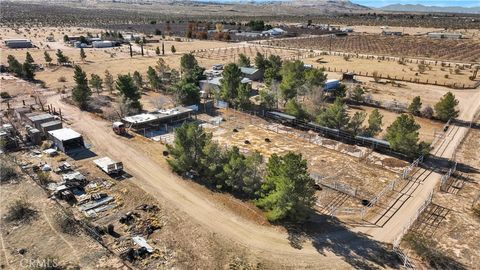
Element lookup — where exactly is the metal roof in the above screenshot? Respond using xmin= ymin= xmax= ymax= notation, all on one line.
xmin=48 ymin=128 xmax=82 ymax=141
xmin=28 ymin=113 xmax=54 ymax=122
xmin=241 ymin=67 xmax=260 ymax=75
xmin=40 ymin=120 xmax=62 ymax=128
xmin=122 ymin=106 xmax=194 ymax=125
xmin=268 ymin=111 xmax=296 ymax=120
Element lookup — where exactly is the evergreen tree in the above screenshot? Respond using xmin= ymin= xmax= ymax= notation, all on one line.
xmin=90 ymin=73 xmax=103 ymax=95
xmin=147 ymin=66 xmax=161 ymax=91
xmin=132 ymin=71 xmax=143 ymax=90
xmin=279 ymin=60 xmax=305 ymax=104
xmin=365 ymin=109 xmax=383 ymax=137
xmin=304 ymin=67 xmax=326 ymax=88
xmin=104 ymin=70 xmax=114 ymax=93
xmin=22 ymin=61 xmax=35 ymax=81
xmin=316 ymin=98 xmax=350 ymax=130
xmin=171 ymin=45 xmax=176 ymax=54
xmin=238 ymin=53 xmax=251 ymax=67
xmin=385 ymin=114 xmax=429 ymax=157
xmin=434 ymin=92 xmax=459 ymax=122
xmin=220 ymin=146 xmax=248 ymax=192
xmin=7 ymin=55 xmax=23 ymax=77
xmin=284 ymin=99 xmax=308 ymax=120
xmin=347 ymin=112 xmax=366 ymax=136
xmin=56 ymin=49 xmax=69 ymax=65
xmin=72 ymin=65 xmax=92 ymax=110
xmin=351 ymin=86 xmax=365 ymax=103
xmin=254 ymin=52 xmax=267 ymax=71
xmin=25 ymin=52 xmax=35 ymax=64
xmin=174 ymin=82 xmax=200 ymax=106
xmin=80 ymin=48 xmax=87 ymax=62
xmin=408 ymin=96 xmax=422 ymax=116
xmin=167 ymin=123 xmax=211 ymax=175
xmin=155 ymin=46 xmax=161 ymax=55
xmin=115 ymin=74 xmax=142 ymax=110
xmin=220 ymin=63 xmax=242 ymax=104
xmin=256 ymin=152 xmax=316 ymax=222
xmin=44 ymin=51 xmax=52 ymax=66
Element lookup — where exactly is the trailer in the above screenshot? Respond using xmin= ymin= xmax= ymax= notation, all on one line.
xmin=93 ymin=157 xmax=123 ymax=175
xmin=112 ymin=121 xmax=126 ymax=135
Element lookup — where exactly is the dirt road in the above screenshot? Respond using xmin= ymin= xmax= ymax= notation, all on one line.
xmin=355 ymin=89 xmax=480 ymax=243
xmin=47 ymin=95 xmax=355 ymax=268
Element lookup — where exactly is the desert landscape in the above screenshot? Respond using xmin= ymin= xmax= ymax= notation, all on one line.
xmin=1 ymin=1 xmax=480 ymax=270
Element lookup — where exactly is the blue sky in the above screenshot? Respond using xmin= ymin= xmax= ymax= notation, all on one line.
xmin=350 ymin=0 xmax=480 ymax=7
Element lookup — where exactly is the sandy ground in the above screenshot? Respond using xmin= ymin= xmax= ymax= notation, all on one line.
xmin=303 ymin=55 xmax=478 ymax=87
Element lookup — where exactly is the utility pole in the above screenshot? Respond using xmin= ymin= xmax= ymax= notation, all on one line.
xmin=129 ymin=43 xmax=133 ymax=57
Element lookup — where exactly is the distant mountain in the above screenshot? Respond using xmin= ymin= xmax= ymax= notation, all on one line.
xmin=380 ymin=4 xmax=480 ymax=14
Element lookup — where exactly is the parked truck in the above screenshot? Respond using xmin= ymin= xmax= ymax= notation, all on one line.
xmin=93 ymin=157 xmax=123 ymax=175
xmin=112 ymin=121 xmax=126 ymax=135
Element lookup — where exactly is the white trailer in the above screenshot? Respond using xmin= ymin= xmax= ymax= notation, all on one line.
xmin=93 ymin=157 xmax=123 ymax=175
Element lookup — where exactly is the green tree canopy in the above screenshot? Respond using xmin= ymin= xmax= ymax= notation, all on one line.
xmin=174 ymin=82 xmax=200 ymax=106
xmin=72 ymin=65 xmax=91 ymax=110
xmin=115 ymin=74 xmax=142 ymax=110
xmin=364 ymin=109 xmax=383 ymax=137
xmin=7 ymin=55 xmax=23 ymax=77
xmin=167 ymin=123 xmax=212 ymax=175
xmin=56 ymin=49 xmax=69 ymax=65
xmin=284 ymin=99 xmax=309 ymax=120
xmin=316 ymin=98 xmax=350 ymax=130
xmin=22 ymin=61 xmax=35 ymax=81
xmin=385 ymin=114 xmax=429 ymax=157
xmin=254 ymin=52 xmax=267 ymax=71
xmin=279 ymin=60 xmax=306 ymax=103
xmin=104 ymin=70 xmax=114 ymax=93
xmin=304 ymin=67 xmax=326 ymax=88
xmin=256 ymin=152 xmax=316 ymax=222
xmin=220 ymin=63 xmax=242 ymax=104
xmin=434 ymin=92 xmax=459 ymax=122
xmin=347 ymin=112 xmax=366 ymax=136
xmin=90 ymin=73 xmax=103 ymax=95
xmin=147 ymin=66 xmax=161 ymax=91
xmin=44 ymin=51 xmax=52 ymax=65
xmin=238 ymin=53 xmax=251 ymax=67
xmin=132 ymin=71 xmax=143 ymax=90
xmin=408 ymin=96 xmax=422 ymax=116
xmin=351 ymin=86 xmax=365 ymax=103
xmin=25 ymin=52 xmax=35 ymax=64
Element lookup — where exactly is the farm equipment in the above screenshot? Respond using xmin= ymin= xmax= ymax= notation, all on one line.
xmin=112 ymin=121 xmax=126 ymax=135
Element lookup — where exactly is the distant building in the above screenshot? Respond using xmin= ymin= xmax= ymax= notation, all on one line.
xmin=200 ymin=76 xmax=252 ymax=94
xmin=262 ymin=28 xmax=286 ymax=37
xmin=428 ymin=32 xmax=462 ymax=39
xmin=122 ymin=106 xmax=194 ymax=130
xmin=4 ymin=39 xmax=33 ymax=48
xmin=40 ymin=120 xmax=63 ymax=137
xmin=382 ymin=31 xmax=403 ymax=36
xmin=26 ymin=113 xmax=56 ymax=130
xmin=92 ymin=41 xmax=114 ymax=48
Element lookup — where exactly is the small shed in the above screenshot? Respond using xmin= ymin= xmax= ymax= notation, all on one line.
xmin=40 ymin=120 xmax=63 ymax=136
xmin=48 ymin=128 xmax=85 ymax=153
xmin=27 ymin=113 xmax=55 ymax=130
xmin=14 ymin=107 xmax=32 ymax=120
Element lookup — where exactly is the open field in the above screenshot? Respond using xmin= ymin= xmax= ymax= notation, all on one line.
xmin=266 ymin=35 xmax=480 ymax=63
xmin=302 ymin=54 xmax=478 ymax=87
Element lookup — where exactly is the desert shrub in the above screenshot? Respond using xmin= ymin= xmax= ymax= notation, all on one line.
xmin=40 ymin=140 xmax=53 ymax=150
xmin=57 ymin=76 xmax=66 ymax=82
xmin=0 ymin=91 xmax=11 ymax=99
xmin=421 ymin=106 xmax=434 ymax=119
xmin=444 ymin=74 xmax=449 ymax=79
xmin=37 ymin=171 xmax=53 ymax=186
xmin=55 ymin=213 xmax=80 ymax=235
xmin=5 ymin=199 xmax=37 ymax=224
xmin=0 ymin=161 xmax=18 ymax=183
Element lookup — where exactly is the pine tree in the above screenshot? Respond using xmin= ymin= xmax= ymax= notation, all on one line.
xmin=256 ymin=152 xmax=316 ymax=222
xmin=385 ymin=114 xmax=429 ymax=157
xmin=365 ymin=109 xmax=383 ymax=137
xmin=56 ymin=49 xmax=69 ymax=65
xmin=434 ymin=92 xmax=459 ymax=122
xmin=25 ymin=52 xmax=35 ymax=64
xmin=115 ymin=74 xmax=142 ymax=110
xmin=408 ymin=96 xmax=422 ymax=116
xmin=220 ymin=63 xmax=242 ymax=104
xmin=147 ymin=66 xmax=161 ymax=91
xmin=171 ymin=45 xmax=176 ymax=54
xmin=90 ymin=73 xmax=103 ymax=95
xmin=72 ymin=65 xmax=92 ymax=110
xmin=22 ymin=61 xmax=35 ymax=81
xmin=104 ymin=70 xmax=114 ymax=93
xmin=155 ymin=46 xmax=160 ymax=55
xmin=80 ymin=48 xmax=87 ymax=62
xmin=7 ymin=55 xmax=23 ymax=77
xmin=316 ymin=98 xmax=350 ymax=130
xmin=44 ymin=51 xmax=52 ymax=66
